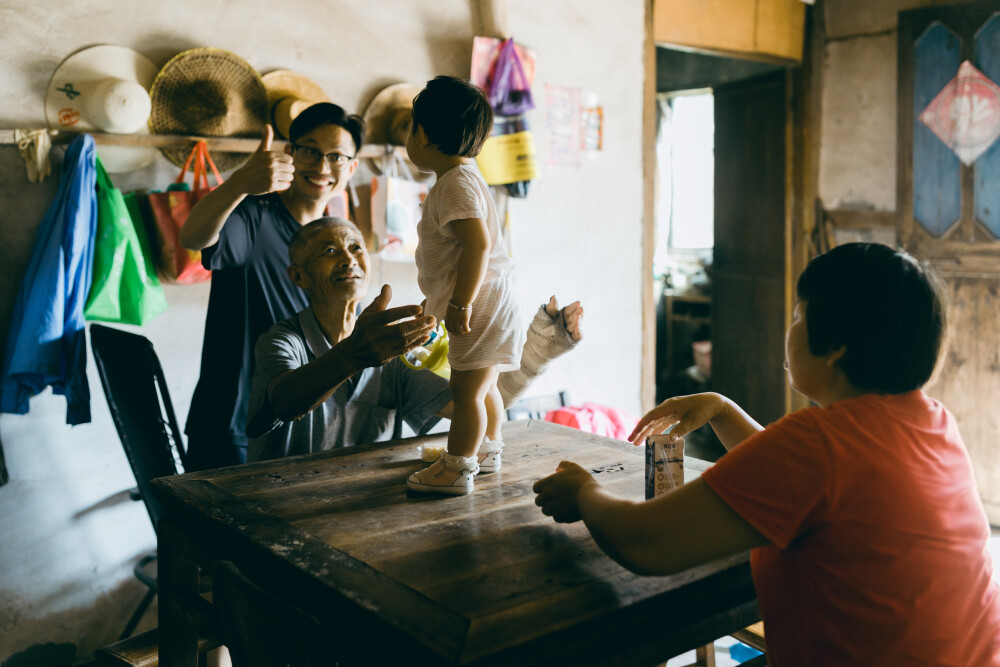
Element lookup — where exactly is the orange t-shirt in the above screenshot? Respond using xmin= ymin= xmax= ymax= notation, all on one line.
xmin=702 ymin=391 xmax=1000 ymax=666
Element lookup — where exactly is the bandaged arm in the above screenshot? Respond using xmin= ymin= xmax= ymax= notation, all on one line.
xmin=497 ymin=304 xmax=580 ymax=408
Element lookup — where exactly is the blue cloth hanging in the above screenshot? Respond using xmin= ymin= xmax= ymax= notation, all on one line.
xmin=1 ymin=134 xmax=97 ymax=424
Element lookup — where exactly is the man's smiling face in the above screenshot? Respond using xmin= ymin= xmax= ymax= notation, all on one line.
xmin=286 ymin=124 xmax=358 ymax=204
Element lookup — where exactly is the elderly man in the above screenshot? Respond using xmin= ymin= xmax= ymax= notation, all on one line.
xmin=246 ymin=217 xmax=582 ymax=462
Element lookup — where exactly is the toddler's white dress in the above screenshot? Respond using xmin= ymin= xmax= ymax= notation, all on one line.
xmin=415 ymin=164 xmax=524 ymax=372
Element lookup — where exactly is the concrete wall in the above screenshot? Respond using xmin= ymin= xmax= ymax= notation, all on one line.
xmin=817 ymin=0 xmax=961 ymax=211
xmin=0 ymin=0 xmax=646 ymax=662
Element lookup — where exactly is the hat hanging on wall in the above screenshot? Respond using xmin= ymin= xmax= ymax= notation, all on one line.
xmin=363 ymin=82 xmax=422 ymax=146
xmin=262 ymin=69 xmax=331 ymax=141
xmin=149 ymin=47 xmax=268 ymax=172
xmin=45 ymin=44 xmax=159 ymax=173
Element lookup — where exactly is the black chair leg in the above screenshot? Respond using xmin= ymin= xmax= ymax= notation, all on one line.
xmin=119 ymin=588 xmax=156 ymax=640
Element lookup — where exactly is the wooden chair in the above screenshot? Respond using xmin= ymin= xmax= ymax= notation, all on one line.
xmin=730 ymin=622 xmax=767 ymax=666
xmin=95 ymin=629 xmax=219 ymax=667
xmin=212 ymin=560 xmax=330 ymax=667
xmin=673 ymin=623 xmax=766 ymax=666
xmin=91 ymin=324 xmax=190 ymax=640
xmin=506 ymin=390 xmax=570 ymax=421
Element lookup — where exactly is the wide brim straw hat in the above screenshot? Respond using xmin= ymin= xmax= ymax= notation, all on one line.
xmin=45 ymin=44 xmax=159 ymax=172
xmin=363 ymin=83 xmax=422 ymax=146
xmin=262 ymin=69 xmax=331 ymax=140
xmin=149 ymin=47 xmax=268 ymax=172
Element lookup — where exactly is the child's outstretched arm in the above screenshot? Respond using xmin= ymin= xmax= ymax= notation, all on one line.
xmin=446 ymin=217 xmax=490 ymax=334
xmin=628 ymin=392 xmax=763 ymax=451
xmin=533 ymin=461 xmax=768 ymax=575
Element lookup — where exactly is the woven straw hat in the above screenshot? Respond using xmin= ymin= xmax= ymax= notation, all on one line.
xmin=45 ymin=44 xmax=158 ymax=172
xmin=262 ymin=70 xmax=330 ymax=140
xmin=149 ymin=47 xmax=268 ymax=171
xmin=363 ymin=83 xmax=422 ymax=145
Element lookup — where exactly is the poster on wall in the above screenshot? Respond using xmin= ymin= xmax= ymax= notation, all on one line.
xmin=545 ymin=84 xmax=581 ymax=168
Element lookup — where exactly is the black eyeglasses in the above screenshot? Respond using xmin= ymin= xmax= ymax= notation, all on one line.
xmin=292 ymin=144 xmax=355 ymax=169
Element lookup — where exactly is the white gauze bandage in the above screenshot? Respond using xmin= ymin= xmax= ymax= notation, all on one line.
xmin=497 ymin=305 xmax=580 ymax=408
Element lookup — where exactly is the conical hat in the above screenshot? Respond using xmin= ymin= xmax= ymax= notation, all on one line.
xmin=149 ymin=47 xmax=268 ymax=171
xmin=363 ymin=83 xmax=422 ymax=146
xmin=262 ymin=70 xmax=331 ymax=140
xmin=45 ymin=44 xmax=158 ymax=172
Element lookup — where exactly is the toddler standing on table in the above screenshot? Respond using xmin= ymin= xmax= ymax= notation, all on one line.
xmin=405 ymin=76 xmax=525 ymax=495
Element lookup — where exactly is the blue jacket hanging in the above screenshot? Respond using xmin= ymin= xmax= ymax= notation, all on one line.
xmin=1 ymin=134 xmax=97 ymax=425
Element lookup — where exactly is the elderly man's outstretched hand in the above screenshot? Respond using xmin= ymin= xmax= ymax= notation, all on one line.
xmin=344 ymin=285 xmax=436 ymax=369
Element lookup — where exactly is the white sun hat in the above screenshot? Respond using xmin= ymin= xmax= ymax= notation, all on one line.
xmin=45 ymin=44 xmax=158 ymax=172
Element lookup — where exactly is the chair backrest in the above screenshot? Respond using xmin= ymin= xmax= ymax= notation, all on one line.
xmin=212 ymin=561 xmax=328 ymax=667
xmin=506 ymin=390 xmax=570 ymax=421
xmin=90 ymin=324 xmax=186 ymax=528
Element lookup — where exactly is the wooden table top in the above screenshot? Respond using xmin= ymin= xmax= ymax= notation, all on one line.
xmin=153 ymin=420 xmax=756 ymax=666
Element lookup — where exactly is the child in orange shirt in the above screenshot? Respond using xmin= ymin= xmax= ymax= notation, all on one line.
xmin=534 ymin=243 xmax=1000 ymax=665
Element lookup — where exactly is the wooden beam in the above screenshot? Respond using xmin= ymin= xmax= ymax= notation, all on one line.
xmin=471 ymin=0 xmax=509 ymax=38
xmin=642 ymin=0 xmax=657 ymax=413
xmin=0 ymin=129 xmax=404 ymax=160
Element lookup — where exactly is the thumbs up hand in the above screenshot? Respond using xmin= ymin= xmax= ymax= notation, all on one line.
xmin=230 ymin=124 xmax=295 ymax=196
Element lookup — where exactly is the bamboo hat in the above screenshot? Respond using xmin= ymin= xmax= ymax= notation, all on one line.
xmin=262 ymin=69 xmax=331 ymax=140
xmin=149 ymin=47 xmax=268 ymax=171
xmin=363 ymin=83 xmax=422 ymax=145
xmin=45 ymin=44 xmax=159 ymax=172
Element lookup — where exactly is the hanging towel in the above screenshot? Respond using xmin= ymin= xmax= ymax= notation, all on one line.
xmin=1 ymin=134 xmax=97 ymax=425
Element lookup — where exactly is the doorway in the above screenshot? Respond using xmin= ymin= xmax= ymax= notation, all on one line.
xmin=653 ymin=47 xmax=790 ymax=459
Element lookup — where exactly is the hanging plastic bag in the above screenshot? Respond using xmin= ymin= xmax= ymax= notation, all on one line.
xmin=370 ymin=151 xmax=428 ymax=259
xmin=474 ymin=37 xmax=539 ymax=197
xmin=487 ymin=38 xmax=535 ymax=116
xmin=147 ymin=141 xmax=221 ymax=283
xmin=84 ymin=156 xmax=168 ymax=325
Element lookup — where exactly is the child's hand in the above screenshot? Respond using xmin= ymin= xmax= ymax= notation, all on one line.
xmin=628 ymin=393 xmax=724 ymax=446
xmin=446 ymin=303 xmax=472 ymax=334
xmin=533 ymin=461 xmax=597 ymax=523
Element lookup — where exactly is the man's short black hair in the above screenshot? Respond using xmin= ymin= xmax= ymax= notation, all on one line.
xmin=796 ymin=242 xmax=947 ymax=394
xmin=289 ymin=103 xmax=365 ymax=154
xmin=411 ymin=75 xmax=493 ymax=157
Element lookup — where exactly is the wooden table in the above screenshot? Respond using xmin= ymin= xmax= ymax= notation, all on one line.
xmin=153 ymin=420 xmax=758 ymax=666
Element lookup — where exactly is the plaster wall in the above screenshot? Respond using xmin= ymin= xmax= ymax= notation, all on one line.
xmin=817 ymin=0 xmax=966 ymax=212
xmin=0 ymin=0 xmax=646 ymax=662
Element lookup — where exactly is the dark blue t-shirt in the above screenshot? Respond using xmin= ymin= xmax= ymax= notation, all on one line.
xmin=185 ymin=193 xmax=309 ymax=469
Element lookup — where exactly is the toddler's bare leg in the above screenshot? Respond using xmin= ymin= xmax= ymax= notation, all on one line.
xmin=485 ymin=379 xmax=504 ymax=441
xmin=448 ymin=366 xmax=500 ymax=458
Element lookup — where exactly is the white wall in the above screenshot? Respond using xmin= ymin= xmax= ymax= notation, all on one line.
xmin=0 ymin=0 xmax=646 ymax=662
xmin=818 ymin=0 xmax=959 ymax=211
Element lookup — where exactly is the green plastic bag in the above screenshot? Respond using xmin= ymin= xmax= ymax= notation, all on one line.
xmin=84 ymin=156 xmax=168 ymax=325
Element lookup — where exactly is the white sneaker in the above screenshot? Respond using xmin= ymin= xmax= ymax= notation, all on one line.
xmin=477 ymin=436 xmax=504 ymax=473
xmin=407 ymin=452 xmax=478 ymax=495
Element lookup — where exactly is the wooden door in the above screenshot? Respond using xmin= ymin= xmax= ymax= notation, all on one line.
xmin=713 ymin=71 xmax=789 ymax=427
xmin=899 ymin=1 xmax=1000 ymax=525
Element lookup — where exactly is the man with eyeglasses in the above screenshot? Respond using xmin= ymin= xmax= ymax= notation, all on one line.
xmin=180 ymin=103 xmax=365 ymax=470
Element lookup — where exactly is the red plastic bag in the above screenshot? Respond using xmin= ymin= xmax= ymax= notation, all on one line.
xmin=546 ymin=403 xmax=639 ymax=442
xmin=147 ymin=141 xmax=222 ymax=284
